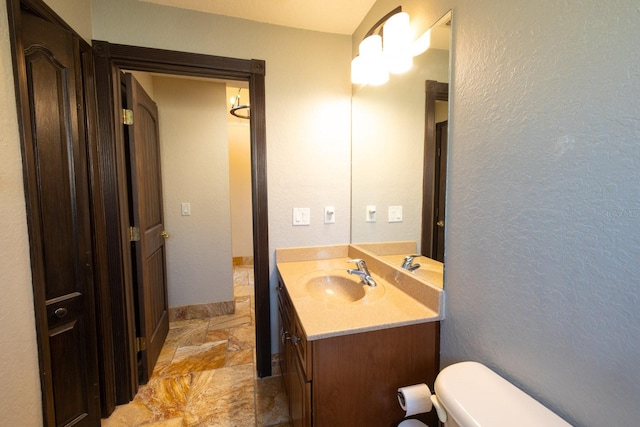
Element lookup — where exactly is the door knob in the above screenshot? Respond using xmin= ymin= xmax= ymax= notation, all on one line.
xmin=54 ymin=308 xmax=68 ymax=319
xmin=437 ymin=220 xmax=444 ymax=227
xmin=161 ymin=231 xmax=170 ymax=239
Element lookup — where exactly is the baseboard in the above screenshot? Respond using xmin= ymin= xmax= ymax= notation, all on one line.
xmin=169 ymin=300 xmax=235 ymax=322
xmin=232 ymin=256 xmax=254 ymax=266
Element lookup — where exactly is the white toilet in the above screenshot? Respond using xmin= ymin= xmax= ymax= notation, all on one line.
xmin=399 ymin=361 xmax=571 ymax=427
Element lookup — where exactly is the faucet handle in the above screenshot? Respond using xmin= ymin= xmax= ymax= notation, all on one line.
xmin=402 ymin=255 xmax=421 ymax=269
xmin=346 ymin=258 xmax=364 ymax=266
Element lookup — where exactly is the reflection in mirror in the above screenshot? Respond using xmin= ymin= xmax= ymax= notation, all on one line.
xmin=351 ymin=11 xmax=451 ymax=264
xmin=353 ymin=241 xmax=444 ymax=288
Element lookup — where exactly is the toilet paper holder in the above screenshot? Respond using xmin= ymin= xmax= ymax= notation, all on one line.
xmin=397 ymin=384 xmax=448 ymax=423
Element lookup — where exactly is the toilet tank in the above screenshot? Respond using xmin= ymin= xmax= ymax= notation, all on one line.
xmin=434 ymin=362 xmax=572 ymax=427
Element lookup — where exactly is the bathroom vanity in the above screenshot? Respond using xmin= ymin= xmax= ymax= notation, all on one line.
xmin=276 ymin=244 xmax=444 ymax=427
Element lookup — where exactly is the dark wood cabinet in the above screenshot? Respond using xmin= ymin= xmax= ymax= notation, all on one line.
xmin=278 ymin=277 xmax=312 ymax=426
xmin=278 ymin=273 xmax=439 ymax=427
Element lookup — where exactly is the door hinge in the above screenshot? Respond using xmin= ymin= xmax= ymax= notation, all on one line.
xmin=129 ymin=226 xmax=141 ymax=242
xmin=136 ymin=337 xmax=147 ymax=352
xmin=123 ymin=108 xmax=134 ymax=125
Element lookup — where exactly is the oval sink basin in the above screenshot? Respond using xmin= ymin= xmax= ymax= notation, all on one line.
xmin=298 ymin=270 xmax=385 ymax=304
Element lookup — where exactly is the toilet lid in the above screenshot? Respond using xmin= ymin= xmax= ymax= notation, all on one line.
xmin=398 ymin=420 xmax=427 ymax=427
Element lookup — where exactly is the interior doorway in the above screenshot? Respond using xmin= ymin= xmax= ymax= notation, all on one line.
xmin=93 ymin=42 xmax=271 ymax=406
xmin=123 ymin=71 xmax=256 ymax=383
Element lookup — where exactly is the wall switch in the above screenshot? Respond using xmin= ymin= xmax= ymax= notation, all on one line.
xmin=388 ymin=206 xmax=403 ymax=222
xmin=181 ymin=202 xmax=191 ymax=216
xmin=324 ymin=206 xmax=335 ymax=224
xmin=366 ymin=205 xmax=377 ymax=222
xmin=292 ymin=208 xmax=311 ymax=226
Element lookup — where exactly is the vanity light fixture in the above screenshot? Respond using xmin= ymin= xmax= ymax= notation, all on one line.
xmin=351 ymin=7 xmax=432 ymax=85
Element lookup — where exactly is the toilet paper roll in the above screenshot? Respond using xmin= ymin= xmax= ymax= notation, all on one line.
xmin=397 ymin=384 xmax=433 ymax=417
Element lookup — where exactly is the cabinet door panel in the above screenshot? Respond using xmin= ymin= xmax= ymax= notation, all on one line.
xmin=312 ymin=323 xmax=439 ymax=427
xmin=288 ymin=350 xmax=310 ymax=427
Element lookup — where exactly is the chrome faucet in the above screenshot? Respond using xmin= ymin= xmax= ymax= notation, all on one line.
xmin=401 ymin=255 xmax=421 ymax=272
xmin=346 ymin=259 xmax=377 ymax=287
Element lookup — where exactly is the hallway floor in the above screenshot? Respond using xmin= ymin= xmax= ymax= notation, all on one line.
xmin=102 ymin=264 xmax=291 ymax=427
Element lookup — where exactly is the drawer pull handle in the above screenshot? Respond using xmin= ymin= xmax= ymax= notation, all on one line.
xmin=54 ymin=308 xmax=68 ymax=319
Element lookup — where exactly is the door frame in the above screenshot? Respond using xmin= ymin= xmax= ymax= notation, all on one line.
xmin=421 ymin=80 xmax=449 ymax=258
xmin=92 ymin=41 xmax=271 ymax=402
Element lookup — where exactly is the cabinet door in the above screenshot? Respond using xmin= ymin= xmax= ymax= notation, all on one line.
xmin=277 ymin=303 xmax=288 ymax=389
xmin=288 ymin=348 xmax=311 ymax=427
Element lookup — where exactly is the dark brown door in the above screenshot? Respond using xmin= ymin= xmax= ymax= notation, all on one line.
xmin=433 ymin=120 xmax=448 ymax=262
xmin=124 ymin=73 xmax=169 ymax=383
xmin=18 ymin=10 xmax=100 ymax=427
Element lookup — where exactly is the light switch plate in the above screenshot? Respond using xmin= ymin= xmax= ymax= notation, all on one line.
xmin=324 ymin=206 xmax=335 ymax=224
xmin=388 ymin=205 xmax=403 ymax=222
xmin=292 ymin=208 xmax=311 ymax=226
xmin=181 ymin=202 xmax=191 ymax=216
xmin=366 ymin=205 xmax=377 ymax=222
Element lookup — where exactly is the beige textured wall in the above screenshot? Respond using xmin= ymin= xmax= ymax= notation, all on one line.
xmin=228 ymin=121 xmax=253 ymax=258
xmin=41 ymin=0 xmax=92 ymax=42
xmin=91 ymin=0 xmax=353 ymax=349
xmin=152 ymin=76 xmax=234 ymax=307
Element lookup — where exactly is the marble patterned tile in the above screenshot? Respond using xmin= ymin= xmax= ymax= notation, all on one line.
xmin=207 ymin=313 xmax=252 ymax=331
xmin=233 ymin=267 xmax=250 ymax=284
xmin=164 ymin=319 xmax=209 ymax=348
xmin=160 ymin=341 xmax=227 ymax=377
xmin=169 ymin=301 xmax=235 ymax=322
xmin=255 ymin=375 xmax=290 ymax=427
xmin=135 ymin=374 xmax=192 ymax=420
xmin=144 ymin=417 xmax=184 ymax=426
xmin=205 ymin=328 xmax=229 ymax=343
xmin=226 ymin=348 xmax=254 ymax=367
xmin=151 ymin=345 xmax=178 ymax=379
xmin=234 ymin=286 xmax=254 ymax=299
xmin=102 ymin=374 xmax=192 ymax=426
xmin=101 ymin=399 xmax=157 ymax=427
xmin=183 ymin=364 xmax=256 ymax=426
xmin=103 ymin=265 xmax=291 ymax=427
xmin=228 ymin=325 xmax=256 ymax=351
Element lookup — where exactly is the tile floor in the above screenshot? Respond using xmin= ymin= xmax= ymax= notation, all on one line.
xmin=102 ymin=264 xmax=291 ymax=427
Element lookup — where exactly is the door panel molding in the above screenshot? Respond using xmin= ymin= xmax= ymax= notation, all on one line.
xmin=6 ymin=0 xmax=110 ymax=422
xmin=125 ymin=73 xmax=169 ymax=383
xmin=92 ymin=42 xmax=271 ymax=403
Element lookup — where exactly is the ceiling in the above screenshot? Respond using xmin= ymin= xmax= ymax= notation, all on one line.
xmin=138 ymin=0 xmax=378 ymax=35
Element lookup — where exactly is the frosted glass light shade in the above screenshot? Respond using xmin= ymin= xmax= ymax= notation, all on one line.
xmin=360 ymin=34 xmax=383 ymax=57
xmin=357 ymin=35 xmax=389 ymax=85
xmin=367 ymin=61 xmax=389 ymax=85
xmin=351 ymin=55 xmax=367 ymax=84
xmin=383 ymin=12 xmax=413 ymax=74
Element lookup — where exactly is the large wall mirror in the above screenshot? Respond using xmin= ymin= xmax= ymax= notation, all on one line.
xmin=351 ymin=11 xmax=451 ymax=264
